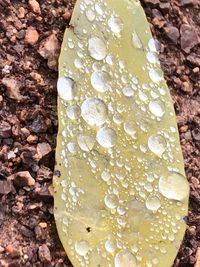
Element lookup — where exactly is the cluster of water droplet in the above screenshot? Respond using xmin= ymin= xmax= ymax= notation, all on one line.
xmin=55 ymin=0 xmax=189 ymax=266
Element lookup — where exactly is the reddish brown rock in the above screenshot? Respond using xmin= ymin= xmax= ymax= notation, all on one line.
xmin=8 ymin=171 xmax=35 ymax=187
xmin=25 ymin=27 xmax=39 ymax=45
xmin=0 ymin=180 xmax=13 ymax=195
xmin=164 ymin=25 xmax=180 ymax=44
xmin=38 ymin=244 xmax=52 ymax=263
xmin=28 ymin=0 xmax=41 ymax=14
xmin=36 ymin=142 xmax=52 ymax=160
xmin=2 ymin=77 xmax=26 ymax=102
xmin=180 ymin=24 xmax=199 ymax=53
xmin=0 ymin=121 xmax=12 ymax=138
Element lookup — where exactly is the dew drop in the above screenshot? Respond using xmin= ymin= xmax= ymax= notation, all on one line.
xmin=96 ymin=127 xmax=117 ymax=148
xmin=104 ymin=193 xmax=119 ymax=209
xmin=148 ymin=38 xmax=157 ymax=53
xmin=148 ymin=134 xmax=166 ymax=156
xmin=105 ymin=239 xmax=116 ymax=253
xmin=149 ymin=69 xmax=163 ymax=83
xmin=132 ymin=31 xmax=143 ymax=49
xmin=57 ymin=77 xmax=75 ymax=101
xmin=124 ymin=122 xmax=136 ymax=136
xmin=122 ymin=87 xmax=134 ymax=97
xmin=159 ymin=172 xmax=189 ymax=201
xmin=114 ymin=250 xmax=137 ymax=267
xmin=81 ymin=98 xmax=108 ymax=126
xmin=66 ymin=104 xmax=80 ymax=120
xmin=101 ymin=171 xmax=111 ymax=182
xmin=108 ymin=16 xmax=123 ymax=34
xmin=77 ymin=134 xmax=95 ymax=152
xmin=145 ymin=196 xmax=161 ymax=211
xmin=149 ymin=100 xmax=165 ymax=117
xmin=85 ymin=9 xmax=95 ymax=22
xmin=88 ymin=37 xmax=107 ymax=61
xmin=146 ymin=52 xmax=158 ymax=64
xmin=75 ymin=240 xmax=90 ymax=256
xmin=91 ymin=70 xmax=111 ymax=92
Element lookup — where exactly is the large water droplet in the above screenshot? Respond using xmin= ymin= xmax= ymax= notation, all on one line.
xmin=88 ymin=37 xmax=107 ymax=61
xmin=91 ymin=70 xmax=111 ymax=92
xmin=114 ymin=250 xmax=137 ymax=267
xmin=96 ymin=127 xmax=117 ymax=148
xmin=77 ymin=134 xmax=95 ymax=152
xmin=132 ymin=31 xmax=142 ymax=49
xmin=104 ymin=193 xmax=119 ymax=209
xmin=81 ymin=98 xmax=108 ymax=126
xmin=148 ymin=134 xmax=166 ymax=156
xmin=75 ymin=240 xmax=90 ymax=256
xmin=57 ymin=77 xmax=75 ymax=101
xmin=149 ymin=69 xmax=163 ymax=83
xmin=145 ymin=196 xmax=161 ymax=211
xmin=159 ymin=172 xmax=189 ymax=201
xmin=105 ymin=239 xmax=116 ymax=253
xmin=108 ymin=16 xmax=123 ymax=34
xmin=149 ymin=100 xmax=165 ymax=117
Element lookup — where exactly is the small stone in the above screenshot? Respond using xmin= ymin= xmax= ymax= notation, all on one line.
xmin=8 ymin=171 xmax=35 ymax=187
xmin=36 ymin=165 xmax=53 ymax=182
xmin=192 ymin=128 xmax=200 ymax=141
xmin=36 ymin=142 xmax=52 ymax=160
xmin=21 ymin=147 xmax=38 ymax=166
xmin=159 ymin=3 xmax=170 ymax=14
xmin=63 ymin=10 xmax=71 ymax=21
xmin=181 ymin=81 xmax=193 ymax=93
xmin=0 ymin=121 xmax=12 ymax=138
xmin=38 ymin=244 xmax=52 ymax=263
xmin=27 ymin=134 xmax=38 ymax=144
xmin=2 ymin=77 xmax=26 ymax=102
xmin=179 ymin=0 xmax=196 ymax=6
xmin=33 ymin=186 xmax=53 ymax=202
xmin=180 ymin=24 xmax=199 ymax=53
xmin=187 ymin=54 xmax=200 ymax=67
xmin=144 ymin=0 xmax=159 ymax=7
xmin=25 ymin=27 xmax=39 ymax=45
xmin=0 ymin=180 xmax=13 ymax=195
xmin=5 ymin=245 xmax=20 ymax=259
xmin=28 ymin=0 xmax=41 ymax=14
xmin=164 ymin=26 xmax=180 ymax=44
xmin=38 ymin=33 xmax=60 ymax=70
xmin=18 ymin=7 xmax=25 ymax=18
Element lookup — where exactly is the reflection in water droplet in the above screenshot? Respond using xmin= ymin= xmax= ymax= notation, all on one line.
xmin=132 ymin=31 xmax=143 ymax=49
xmin=57 ymin=77 xmax=75 ymax=101
xmin=159 ymin=172 xmax=189 ymax=201
xmin=88 ymin=37 xmax=107 ymax=60
xmin=75 ymin=240 xmax=90 ymax=256
xmin=114 ymin=250 xmax=137 ymax=267
xmin=96 ymin=127 xmax=117 ymax=148
xmin=81 ymin=98 xmax=108 ymax=126
xmin=148 ymin=134 xmax=166 ymax=156
xmin=91 ymin=70 xmax=111 ymax=92
xmin=77 ymin=134 xmax=95 ymax=152
xmin=145 ymin=196 xmax=161 ymax=211
xmin=104 ymin=193 xmax=119 ymax=209
xmin=108 ymin=16 xmax=123 ymax=34
xmin=149 ymin=100 xmax=165 ymax=117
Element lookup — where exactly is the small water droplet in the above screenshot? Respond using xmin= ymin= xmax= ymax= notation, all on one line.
xmin=122 ymin=87 xmax=134 ymax=97
xmin=124 ymin=122 xmax=136 ymax=136
xmin=77 ymin=134 xmax=95 ymax=152
xmin=149 ymin=100 xmax=165 ymax=117
xmin=148 ymin=134 xmax=166 ymax=156
xmin=75 ymin=240 xmax=90 ymax=256
xmin=81 ymin=97 xmax=108 ymax=126
xmin=114 ymin=250 xmax=137 ymax=267
xmin=85 ymin=9 xmax=95 ymax=21
xmin=91 ymin=70 xmax=111 ymax=92
xmin=159 ymin=172 xmax=189 ymax=201
xmin=96 ymin=127 xmax=117 ymax=148
xmin=105 ymin=239 xmax=116 ymax=253
xmin=145 ymin=196 xmax=161 ymax=211
xmin=101 ymin=171 xmax=111 ymax=182
xmin=146 ymin=52 xmax=158 ymax=64
xmin=108 ymin=16 xmax=123 ymax=34
xmin=149 ymin=69 xmax=163 ymax=83
xmin=132 ymin=31 xmax=143 ymax=49
xmin=104 ymin=193 xmax=119 ymax=209
xmin=88 ymin=37 xmax=107 ymax=61
xmin=57 ymin=77 xmax=75 ymax=101
xmin=66 ymin=104 xmax=80 ymax=120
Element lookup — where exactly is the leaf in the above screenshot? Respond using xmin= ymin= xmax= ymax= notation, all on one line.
xmin=54 ymin=1 xmax=189 ymax=266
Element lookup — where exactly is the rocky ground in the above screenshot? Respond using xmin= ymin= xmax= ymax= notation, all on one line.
xmin=0 ymin=0 xmax=199 ymax=266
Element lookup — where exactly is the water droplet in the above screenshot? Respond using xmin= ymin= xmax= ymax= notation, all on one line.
xmin=159 ymin=172 xmax=189 ymax=201
xmin=145 ymin=196 xmax=161 ymax=211
xmin=67 ymin=142 xmax=77 ymax=153
xmin=148 ymin=38 xmax=157 ymax=52
xmin=122 ymin=87 xmax=134 ymax=97
xmin=108 ymin=16 xmax=123 ymax=34
xmin=81 ymin=97 xmax=108 ymax=126
xmin=149 ymin=69 xmax=163 ymax=83
xmin=88 ymin=37 xmax=107 ymax=61
xmin=91 ymin=70 xmax=111 ymax=92
xmin=146 ymin=52 xmax=158 ymax=64
xmin=104 ymin=193 xmax=119 ymax=209
xmin=148 ymin=134 xmax=166 ymax=156
xmin=101 ymin=171 xmax=111 ymax=182
xmin=132 ymin=31 xmax=143 ymax=49
xmin=66 ymin=104 xmax=80 ymax=120
xmin=105 ymin=239 xmax=116 ymax=253
xmin=96 ymin=127 xmax=117 ymax=148
xmin=75 ymin=240 xmax=90 ymax=256
xmin=114 ymin=250 xmax=137 ymax=267
xmin=57 ymin=77 xmax=75 ymax=101
xmin=149 ymin=100 xmax=165 ymax=117
xmin=124 ymin=122 xmax=136 ymax=136
xmin=77 ymin=134 xmax=95 ymax=152
xmin=85 ymin=9 xmax=95 ymax=22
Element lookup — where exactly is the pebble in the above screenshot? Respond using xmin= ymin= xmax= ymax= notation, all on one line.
xmin=38 ymin=244 xmax=52 ymax=263
xmin=179 ymin=0 xmax=196 ymax=6
xmin=180 ymin=24 xmax=199 ymax=53
xmin=0 ymin=121 xmax=12 ymax=138
xmin=164 ymin=25 xmax=180 ymax=44
xmin=2 ymin=77 xmax=25 ymax=102
xmin=36 ymin=142 xmax=52 ymax=160
xmin=25 ymin=27 xmax=39 ymax=45
xmin=5 ymin=244 xmax=21 ymax=258
xmin=0 ymin=180 xmax=13 ymax=195
xmin=8 ymin=171 xmax=35 ymax=187
xmin=28 ymin=0 xmax=41 ymax=14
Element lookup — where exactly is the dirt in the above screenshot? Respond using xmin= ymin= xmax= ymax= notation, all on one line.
xmin=0 ymin=0 xmax=199 ymax=266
